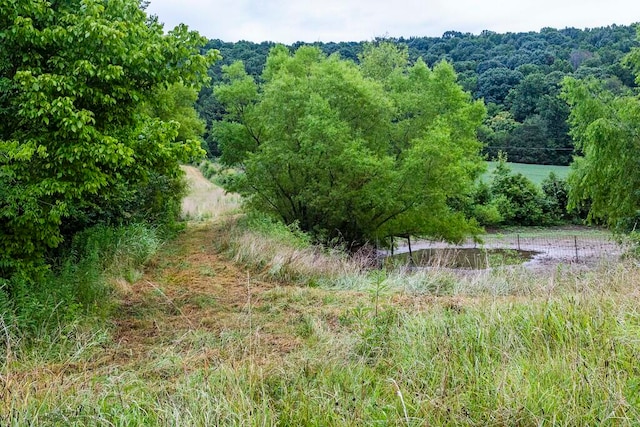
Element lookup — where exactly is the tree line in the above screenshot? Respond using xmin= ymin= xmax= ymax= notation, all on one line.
xmin=198 ymin=24 xmax=639 ymax=165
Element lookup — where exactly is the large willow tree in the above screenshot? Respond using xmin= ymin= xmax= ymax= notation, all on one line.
xmin=562 ymin=29 xmax=640 ymax=231
xmin=0 ymin=0 xmax=217 ymax=279
xmin=214 ymin=44 xmax=486 ymax=245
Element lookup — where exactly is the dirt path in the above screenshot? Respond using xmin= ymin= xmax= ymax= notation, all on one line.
xmin=108 ymin=168 xmax=296 ymax=370
xmin=180 ymin=165 xmax=240 ymax=220
xmin=111 ymin=224 xmax=294 ymax=366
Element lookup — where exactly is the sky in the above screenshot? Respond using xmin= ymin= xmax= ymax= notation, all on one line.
xmin=145 ymin=0 xmax=640 ymax=44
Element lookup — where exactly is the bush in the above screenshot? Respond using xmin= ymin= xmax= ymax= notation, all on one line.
xmin=449 ymin=181 xmax=504 ymax=227
xmin=471 ymin=203 xmax=503 ymax=225
xmin=541 ymin=172 xmax=570 ymax=223
xmin=199 ymin=160 xmax=219 ymax=181
xmin=60 ymin=172 xmax=188 ymax=240
xmin=243 ymin=213 xmax=312 ymax=249
xmin=490 ymin=159 xmax=550 ymax=226
xmin=469 ymin=181 xmax=504 ymax=226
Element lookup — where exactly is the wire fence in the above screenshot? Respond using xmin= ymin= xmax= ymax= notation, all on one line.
xmin=475 ymin=232 xmax=628 ymax=263
xmin=391 ymin=230 xmax=631 ymax=265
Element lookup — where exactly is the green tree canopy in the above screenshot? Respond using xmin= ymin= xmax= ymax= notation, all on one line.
xmin=562 ymin=77 xmax=640 ymax=230
xmin=0 ymin=0 xmax=217 ymax=279
xmin=143 ymin=82 xmax=206 ymax=146
xmin=199 ymin=25 xmax=640 ymax=166
xmin=489 ymin=158 xmax=548 ymax=225
xmin=213 ymin=44 xmax=486 ymax=246
xmin=562 ymin=29 xmax=640 ymax=230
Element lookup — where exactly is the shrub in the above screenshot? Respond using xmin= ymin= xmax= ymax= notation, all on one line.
xmin=199 ymin=160 xmax=219 ymax=181
xmin=468 ymin=180 xmax=503 ymax=226
xmin=541 ymin=172 xmax=570 ymax=223
xmin=490 ymin=158 xmax=549 ymax=226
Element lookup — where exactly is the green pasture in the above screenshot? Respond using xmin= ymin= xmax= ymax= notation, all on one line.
xmin=485 ymin=161 xmax=570 ymax=185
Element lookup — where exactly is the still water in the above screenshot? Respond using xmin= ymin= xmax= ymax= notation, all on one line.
xmin=388 ymin=248 xmax=540 ymax=269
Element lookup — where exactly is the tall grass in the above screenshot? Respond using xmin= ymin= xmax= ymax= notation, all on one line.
xmin=4 ymin=282 xmax=640 ymax=425
xmin=215 ymin=213 xmax=374 ymax=288
xmin=213 ymin=210 xmax=633 ymax=299
xmin=0 ymin=224 xmax=160 ymax=360
xmin=203 ymin=211 xmax=640 ymax=422
xmin=181 ymin=163 xmax=241 ymax=221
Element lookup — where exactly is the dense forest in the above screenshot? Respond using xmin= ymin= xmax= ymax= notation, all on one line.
xmin=197 ymin=24 xmax=639 ymax=165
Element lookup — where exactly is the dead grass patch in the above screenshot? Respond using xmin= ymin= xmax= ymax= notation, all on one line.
xmin=180 ymin=165 xmax=240 ymax=221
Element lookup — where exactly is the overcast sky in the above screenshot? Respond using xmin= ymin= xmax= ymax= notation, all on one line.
xmin=146 ymin=0 xmax=640 ymax=44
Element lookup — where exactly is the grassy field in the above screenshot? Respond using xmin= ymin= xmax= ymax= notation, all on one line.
xmin=486 ymin=161 xmax=570 ymax=185
xmin=4 ymin=167 xmax=640 ymax=425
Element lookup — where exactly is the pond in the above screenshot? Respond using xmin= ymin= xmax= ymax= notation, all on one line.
xmin=387 ymin=248 xmax=541 ymax=270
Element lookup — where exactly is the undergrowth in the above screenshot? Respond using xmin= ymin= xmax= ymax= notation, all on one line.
xmin=0 ymin=224 xmax=160 ymax=358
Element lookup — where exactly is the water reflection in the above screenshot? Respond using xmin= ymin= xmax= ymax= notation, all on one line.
xmin=387 ymin=248 xmax=540 ymax=270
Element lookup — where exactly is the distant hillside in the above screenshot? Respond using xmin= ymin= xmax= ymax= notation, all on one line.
xmin=197 ymin=24 xmax=639 ymax=165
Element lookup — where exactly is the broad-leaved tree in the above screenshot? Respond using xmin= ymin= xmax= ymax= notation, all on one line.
xmin=0 ymin=0 xmax=217 ymax=280
xmin=562 ymin=29 xmax=640 ymax=231
xmin=213 ymin=44 xmax=485 ymax=246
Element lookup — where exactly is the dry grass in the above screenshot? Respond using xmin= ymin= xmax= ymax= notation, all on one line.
xmin=214 ymin=218 xmax=372 ymax=287
xmin=213 ymin=210 xmax=636 ymax=300
xmin=180 ymin=165 xmax=241 ymax=221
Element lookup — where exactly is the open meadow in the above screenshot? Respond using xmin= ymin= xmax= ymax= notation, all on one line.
xmin=485 ymin=162 xmax=570 ymax=185
xmin=3 ymin=167 xmax=640 ymax=426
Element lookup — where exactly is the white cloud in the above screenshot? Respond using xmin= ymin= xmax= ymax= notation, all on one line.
xmin=145 ymin=0 xmax=640 ymax=43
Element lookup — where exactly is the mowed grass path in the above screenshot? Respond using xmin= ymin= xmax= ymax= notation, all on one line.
xmin=486 ymin=161 xmax=570 ymax=185
xmin=5 ymin=167 xmax=640 ymax=426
